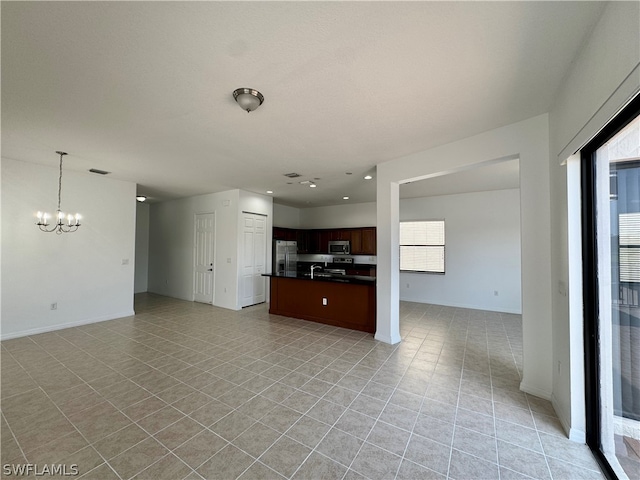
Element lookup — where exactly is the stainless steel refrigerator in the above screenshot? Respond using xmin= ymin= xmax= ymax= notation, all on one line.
xmin=273 ymin=240 xmax=297 ymax=275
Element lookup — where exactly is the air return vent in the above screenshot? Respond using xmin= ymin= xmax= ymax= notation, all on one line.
xmin=283 ymin=173 xmax=301 ymax=178
xmin=89 ymin=168 xmax=110 ymax=175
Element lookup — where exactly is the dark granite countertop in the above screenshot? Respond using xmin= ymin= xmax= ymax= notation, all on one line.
xmin=262 ymin=272 xmax=376 ymax=285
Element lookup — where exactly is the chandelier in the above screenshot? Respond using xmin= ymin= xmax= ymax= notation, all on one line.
xmin=36 ymin=151 xmax=81 ymax=234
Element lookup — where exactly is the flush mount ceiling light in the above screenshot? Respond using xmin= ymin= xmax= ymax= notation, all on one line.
xmin=136 ymin=196 xmax=147 ymax=202
xmin=233 ymin=88 xmax=264 ymax=113
xmin=36 ymin=151 xmax=81 ymax=234
xmin=364 ymin=175 xmax=373 ymax=180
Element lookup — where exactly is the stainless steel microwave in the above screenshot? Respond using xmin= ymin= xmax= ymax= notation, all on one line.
xmin=328 ymin=240 xmax=350 ymax=255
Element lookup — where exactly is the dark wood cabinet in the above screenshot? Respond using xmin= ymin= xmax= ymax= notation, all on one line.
xmin=273 ymin=227 xmax=296 ymax=242
xmin=269 ymin=276 xmax=375 ymax=333
xmin=360 ymin=227 xmax=376 ymax=255
xmin=273 ymin=227 xmax=287 ymax=240
xmin=317 ymin=230 xmax=331 ymax=254
xmin=296 ymin=230 xmax=310 ymax=253
xmin=330 ymin=229 xmax=351 ymax=241
xmin=350 ymin=229 xmax=362 ymax=254
xmin=274 ymin=227 xmax=376 ymax=255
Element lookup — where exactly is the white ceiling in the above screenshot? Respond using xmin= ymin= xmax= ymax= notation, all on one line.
xmin=2 ymin=1 xmax=605 ymax=207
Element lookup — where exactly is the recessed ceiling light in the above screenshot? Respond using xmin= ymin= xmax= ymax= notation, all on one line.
xmin=309 ymin=184 xmax=317 ymax=188
xmin=364 ymin=175 xmax=373 ymax=180
xmin=343 ymin=196 xmax=349 ymax=200
xmin=266 ymin=190 xmax=273 ymax=194
xmin=136 ymin=196 xmax=147 ymax=202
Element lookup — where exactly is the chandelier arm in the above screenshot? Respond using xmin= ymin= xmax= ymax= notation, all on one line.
xmin=38 ymin=223 xmax=59 ymax=233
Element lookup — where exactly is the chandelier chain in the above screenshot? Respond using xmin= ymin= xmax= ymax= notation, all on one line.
xmin=57 ymin=152 xmax=63 ymax=213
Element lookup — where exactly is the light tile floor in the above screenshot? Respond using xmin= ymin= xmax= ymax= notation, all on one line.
xmin=1 ymin=294 xmax=605 ymax=479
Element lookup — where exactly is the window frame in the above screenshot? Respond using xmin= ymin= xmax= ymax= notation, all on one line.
xmin=399 ymin=219 xmax=446 ymax=274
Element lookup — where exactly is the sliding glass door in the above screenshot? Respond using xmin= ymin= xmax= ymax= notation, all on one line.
xmin=582 ymin=95 xmax=640 ymax=479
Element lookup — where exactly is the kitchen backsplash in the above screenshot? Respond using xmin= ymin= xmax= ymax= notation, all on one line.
xmin=297 ymin=254 xmax=377 ymax=265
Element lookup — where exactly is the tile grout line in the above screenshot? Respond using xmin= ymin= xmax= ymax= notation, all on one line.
xmin=1 ymin=346 xmax=126 ymax=480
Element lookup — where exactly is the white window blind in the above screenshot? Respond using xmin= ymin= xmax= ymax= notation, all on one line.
xmin=619 ymin=212 xmax=640 ymax=283
xmin=400 ymin=220 xmax=445 ymax=273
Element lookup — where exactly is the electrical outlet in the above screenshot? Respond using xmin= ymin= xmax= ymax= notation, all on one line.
xmin=121 ymin=258 xmax=129 ymax=265
xmin=50 ymin=302 xmax=57 ymax=310
xmin=406 ymin=283 xmax=410 ymax=288
xmin=322 ymin=297 xmax=328 ymax=306
xmin=494 ymin=290 xmax=499 ymax=296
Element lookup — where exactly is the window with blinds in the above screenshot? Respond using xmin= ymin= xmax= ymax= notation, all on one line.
xmin=619 ymin=212 xmax=640 ymax=283
xmin=399 ymin=220 xmax=445 ymax=273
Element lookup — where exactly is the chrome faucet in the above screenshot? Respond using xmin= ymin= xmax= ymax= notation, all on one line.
xmin=310 ymin=264 xmax=323 ymax=279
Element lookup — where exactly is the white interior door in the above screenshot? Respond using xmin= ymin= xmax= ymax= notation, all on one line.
xmin=242 ymin=213 xmax=267 ymax=307
xmin=194 ymin=213 xmax=215 ymax=304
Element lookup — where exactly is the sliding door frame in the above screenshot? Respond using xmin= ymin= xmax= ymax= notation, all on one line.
xmin=580 ymin=93 xmax=640 ymax=479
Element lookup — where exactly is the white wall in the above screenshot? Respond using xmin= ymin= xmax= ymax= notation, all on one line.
xmin=148 ymin=190 xmax=239 ymax=309
xmin=377 ymin=115 xmax=553 ymax=400
xmin=1 ymin=158 xmax=136 ymax=339
xmin=399 ymin=189 xmax=521 ymax=314
xmin=273 ymin=203 xmax=300 ymax=228
xmin=549 ymin=1 xmax=640 ymax=442
xmin=147 ymin=189 xmax=273 ymax=311
xmin=134 ymin=202 xmax=150 ymax=293
xmin=298 ymin=202 xmax=376 ymax=229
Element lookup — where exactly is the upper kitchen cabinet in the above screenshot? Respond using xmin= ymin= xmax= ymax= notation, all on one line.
xmin=350 ymin=227 xmax=376 ymax=255
xmin=296 ymin=229 xmax=310 ymax=253
xmin=275 ymin=227 xmax=376 ymax=255
xmin=330 ymin=229 xmax=351 ymax=241
xmin=273 ymin=227 xmax=296 ymax=241
xmin=316 ymin=230 xmax=331 ymax=253
xmin=361 ymin=227 xmax=376 ymax=255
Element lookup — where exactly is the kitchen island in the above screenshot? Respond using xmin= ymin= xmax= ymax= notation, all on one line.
xmin=264 ymin=273 xmax=376 ymax=333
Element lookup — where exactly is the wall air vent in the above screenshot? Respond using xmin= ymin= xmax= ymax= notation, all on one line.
xmin=283 ymin=173 xmax=301 ymax=178
xmin=89 ymin=168 xmax=111 ymax=175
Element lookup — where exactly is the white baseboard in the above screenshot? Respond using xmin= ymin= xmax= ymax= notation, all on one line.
xmin=0 ymin=310 xmax=135 ymax=341
xmin=374 ymin=332 xmax=402 ymax=345
xmin=398 ymin=297 xmax=522 ymax=315
xmin=520 ymin=381 xmax=552 ymax=401
xmin=551 ymin=393 xmax=586 ymax=443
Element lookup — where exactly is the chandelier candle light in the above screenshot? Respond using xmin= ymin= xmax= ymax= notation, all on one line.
xmin=36 ymin=151 xmax=81 ymax=234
